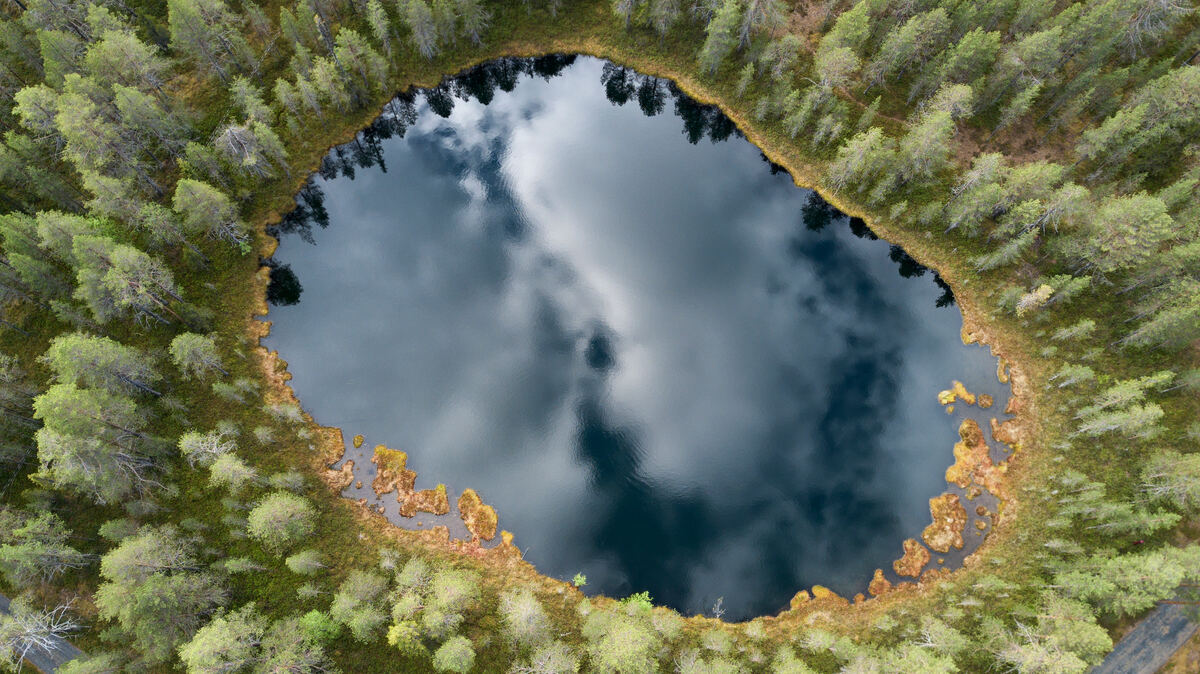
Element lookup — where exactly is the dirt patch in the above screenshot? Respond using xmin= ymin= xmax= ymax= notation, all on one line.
xmin=922 ymin=493 xmax=967 ymax=553
xmin=893 ymin=538 xmax=931 ymax=577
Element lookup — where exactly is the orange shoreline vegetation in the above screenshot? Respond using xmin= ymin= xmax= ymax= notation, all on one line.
xmin=945 ymin=418 xmax=1006 ymax=494
xmin=894 ymin=538 xmax=931 ymax=578
xmin=252 ymin=233 xmax=1030 ymax=627
xmin=371 ymin=445 xmax=417 ymax=496
xmin=937 ymin=380 xmax=977 ymax=406
xmin=868 ymin=568 xmax=893 ymax=596
xmin=923 ymin=493 xmax=968 ymax=553
xmin=245 ymin=46 xmax=1041 ymax=631
xmin=458 ymin=488 xmax=499 ymax=542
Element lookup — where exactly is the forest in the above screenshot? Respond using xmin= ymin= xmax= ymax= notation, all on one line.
xmin=0 ymin=0 xmax=1198 ymax=672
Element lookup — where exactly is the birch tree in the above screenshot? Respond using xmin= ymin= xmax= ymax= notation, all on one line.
xmin=0 ymin=597 xmax=80 ymax=671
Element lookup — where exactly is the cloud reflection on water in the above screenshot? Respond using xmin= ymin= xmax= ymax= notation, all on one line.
xmin=264 ymin=57 xmax=1006 ymax=620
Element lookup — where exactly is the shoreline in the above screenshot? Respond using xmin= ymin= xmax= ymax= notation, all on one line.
xmin=246 ymin=50 xmax=1040 ymax=628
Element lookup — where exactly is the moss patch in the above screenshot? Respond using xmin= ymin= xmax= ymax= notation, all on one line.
xmin=893 ymin=539 xmax=931 ymax=578
xmin=401 ymin=483 xmax=450 ymax=517
xmin=937 ymin=380 xmax=977 ymax=406
xmin=945 ymin=418 xmax=1004 ymax=494
xmin=868 ymin=569 xmax=893 ymax=597
xmin=372 ymin=445 xmax=417 ymax=497
xmin=457 ymin=488 xmax=498 ymax=542
xmin=922 ymin=493 xmax=967 ymax=553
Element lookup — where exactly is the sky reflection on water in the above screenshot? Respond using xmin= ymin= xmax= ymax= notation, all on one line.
xmin=264 ymin=57 xmax=1009 ymax=620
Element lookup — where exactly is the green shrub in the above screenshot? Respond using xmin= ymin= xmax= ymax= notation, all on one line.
xmin=499 ymin=587 xmax=550 ymax=649
xmin=285 ymin=549 xmax=326 ymax=575
xmin=245 ymin=491 xmax=315 ymax=554
xmin=582 ymin=609 xmax=660 ymax=674
xmin=432 ymin=635 xmax=475 ymax=673
xmin=298 ymin=610 xmax=341 ymax=645
xmin=329 ymin=570 xmax=389 ymax=643
xmin=430 ymin=569 xmax=481 ymax=613
xmin=386 ymin=620 xmax=427 ymax=658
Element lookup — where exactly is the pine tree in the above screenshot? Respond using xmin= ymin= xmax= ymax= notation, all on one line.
xmin=112 ymin=85 xmax=185 ymax=155
xmin=826 ymin=127 xmax=895 ymax=193
xmin=334 ymin=28 xmax=389 ymax=102
xmin=230 ymin=77 xmax=272 ymax=122
xmin=172 ymin=179 xmax=250 ymax=250
xmin=1079 ymin=193 xmax=1175 ymax=273
xmin=737 ymin=0 xmax=785 ymax=48
xmin=166 ymin=0 xmax=252 ymax=81
xmin=42 ymin=332 xmax=162 ymax=396
xmin=864 ymin=9 xmax=950 ymax=87
xmin=0 ymin=509 xmax=90 ymax=588
xmin=1123 ymin=277 xmax=1200 ymax=349
xmin=365 ymin=0 xmax=394 ymax=55
xmin=95 ymin=526 xmax=228 ymax=664
xmin=83 ymin=29 xmax=168 ymax=94
xmin=32 ymin=382 xmax=158 ymax=503
xmin=1055 ymin=546 xmax=1200 ymax=618
xmin=457 ymin=0 xmax=491 ymax=45
xmin=169 ymin=332 xmax=228 ymax=379
xmin=405 ymin=0 xmax=440 ymax=60
xmin=697 ymin=0 xmax=742 ymax=75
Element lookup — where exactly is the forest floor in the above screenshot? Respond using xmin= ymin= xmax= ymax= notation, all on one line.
xmin=0 ymin=594 xmax=84 ymax=673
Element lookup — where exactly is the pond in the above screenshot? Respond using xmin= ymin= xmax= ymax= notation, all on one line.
xmin=263 ymin=56 xmax=1012 ymax=621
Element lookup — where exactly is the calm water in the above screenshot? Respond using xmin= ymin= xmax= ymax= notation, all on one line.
xmin=264 ymin=56 xmax=1011 ymax=620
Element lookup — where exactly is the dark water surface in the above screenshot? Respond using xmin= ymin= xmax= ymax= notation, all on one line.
xmin=264 ymin=56 xmax=1011 ymax=620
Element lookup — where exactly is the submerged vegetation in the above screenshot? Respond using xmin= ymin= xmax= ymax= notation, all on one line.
xmin=0 ymin=0 xmax=1196 ymax=672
